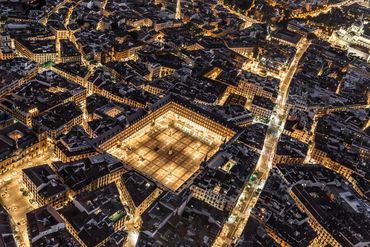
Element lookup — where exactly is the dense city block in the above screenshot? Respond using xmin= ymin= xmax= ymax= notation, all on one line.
xmin=0 ymin=0 xmax=368 ymax=246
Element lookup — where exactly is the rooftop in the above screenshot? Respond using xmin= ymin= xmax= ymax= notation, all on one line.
xmin=59 ymin=183 xmax=127 ymax=247
xmin=53 ymin=154 xmax=124 ymax=192
xmin=23 ymin=164 xmax=67 ymax=200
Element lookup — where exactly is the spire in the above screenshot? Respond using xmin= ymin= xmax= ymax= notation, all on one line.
xmin=176 ymin=0 xmax=181 ymax=20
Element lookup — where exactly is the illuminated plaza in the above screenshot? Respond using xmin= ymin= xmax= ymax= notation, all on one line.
xmin=108 ymin=110 xmax=224 ymax=191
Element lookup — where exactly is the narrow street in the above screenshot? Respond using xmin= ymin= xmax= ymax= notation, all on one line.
xmin=257 ymin=38 xmax=310 ymax=177
xmin=213 ymin=38 xmax=310 ymax=247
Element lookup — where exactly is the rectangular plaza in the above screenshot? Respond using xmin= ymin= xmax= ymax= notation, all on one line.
xmin=109 ymin=124 xmax=219 ymax=191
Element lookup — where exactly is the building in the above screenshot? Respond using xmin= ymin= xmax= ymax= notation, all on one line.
xmin=279 ymin=164 xmax=370 ymax=246
xmin=236 ymin=217 xmax=278 ymax=247
xmin=59 ymin=183 xmax=128 ymax=247
xmin=222 ymin=73 xmax=279 ymax=106
xmin=0 ymin=122 xmax=44 ymax=173
xmin=0 ymin=70 xmax=86 ymax=127
xmin=0 ymin=58 xmax=38 ymax=98
xmin=49 ymin=21 xmax=69 ymax=40
xmin=14 ymin=38 xmax=56 ymax=63
xmin=0 ymin=205 xmax=16 ymax=247
xmin=190 ymin=142 xmax=258 ymax=212
xmin=26 ymin=205 xmax=80 ymax=247
xmin=238 ymin=123 xmax=268 ymax=152
xmin=273 ymin=134 xmax=308 ymax=164
xmin=287 ymin=21 xmax=309 ymax=37
xmin=283 ymin=108 xmax=314 ymax=143
xmin=33 ymin=102 xmax=83 ymax=139
xmin=251 ymin=169 xmax=317 ymax=246
xmin=250 ymin=95 xmax=274 ymax=120
xmin=0 ymin=32 xmax=14 ymax=60
xmin=60 ymin=40 xmax=81 ymax=63
xmin=330 ymin=18 xmax=370 ymax=62
xmin=100 ymin=230 xmax=127 ymax=247
xmin=52 ymin=154 xmax=125 ymax=194
xmin=119 ymin=171 xmax=162 ymax=220
xmin=139 ymin=192 xmax=227 ymax=246
xmin=270 ymin=29 xmax=303 ymax=47
xmin=51 ymin=62 xmax=89 ymax=88
xmin=23 ymin=164 xmax=68 ymax=208
xmin=112 ymin=40 xmax=144 ymax=61
xmin=55 ymin=126 xmax=98 ymax=163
